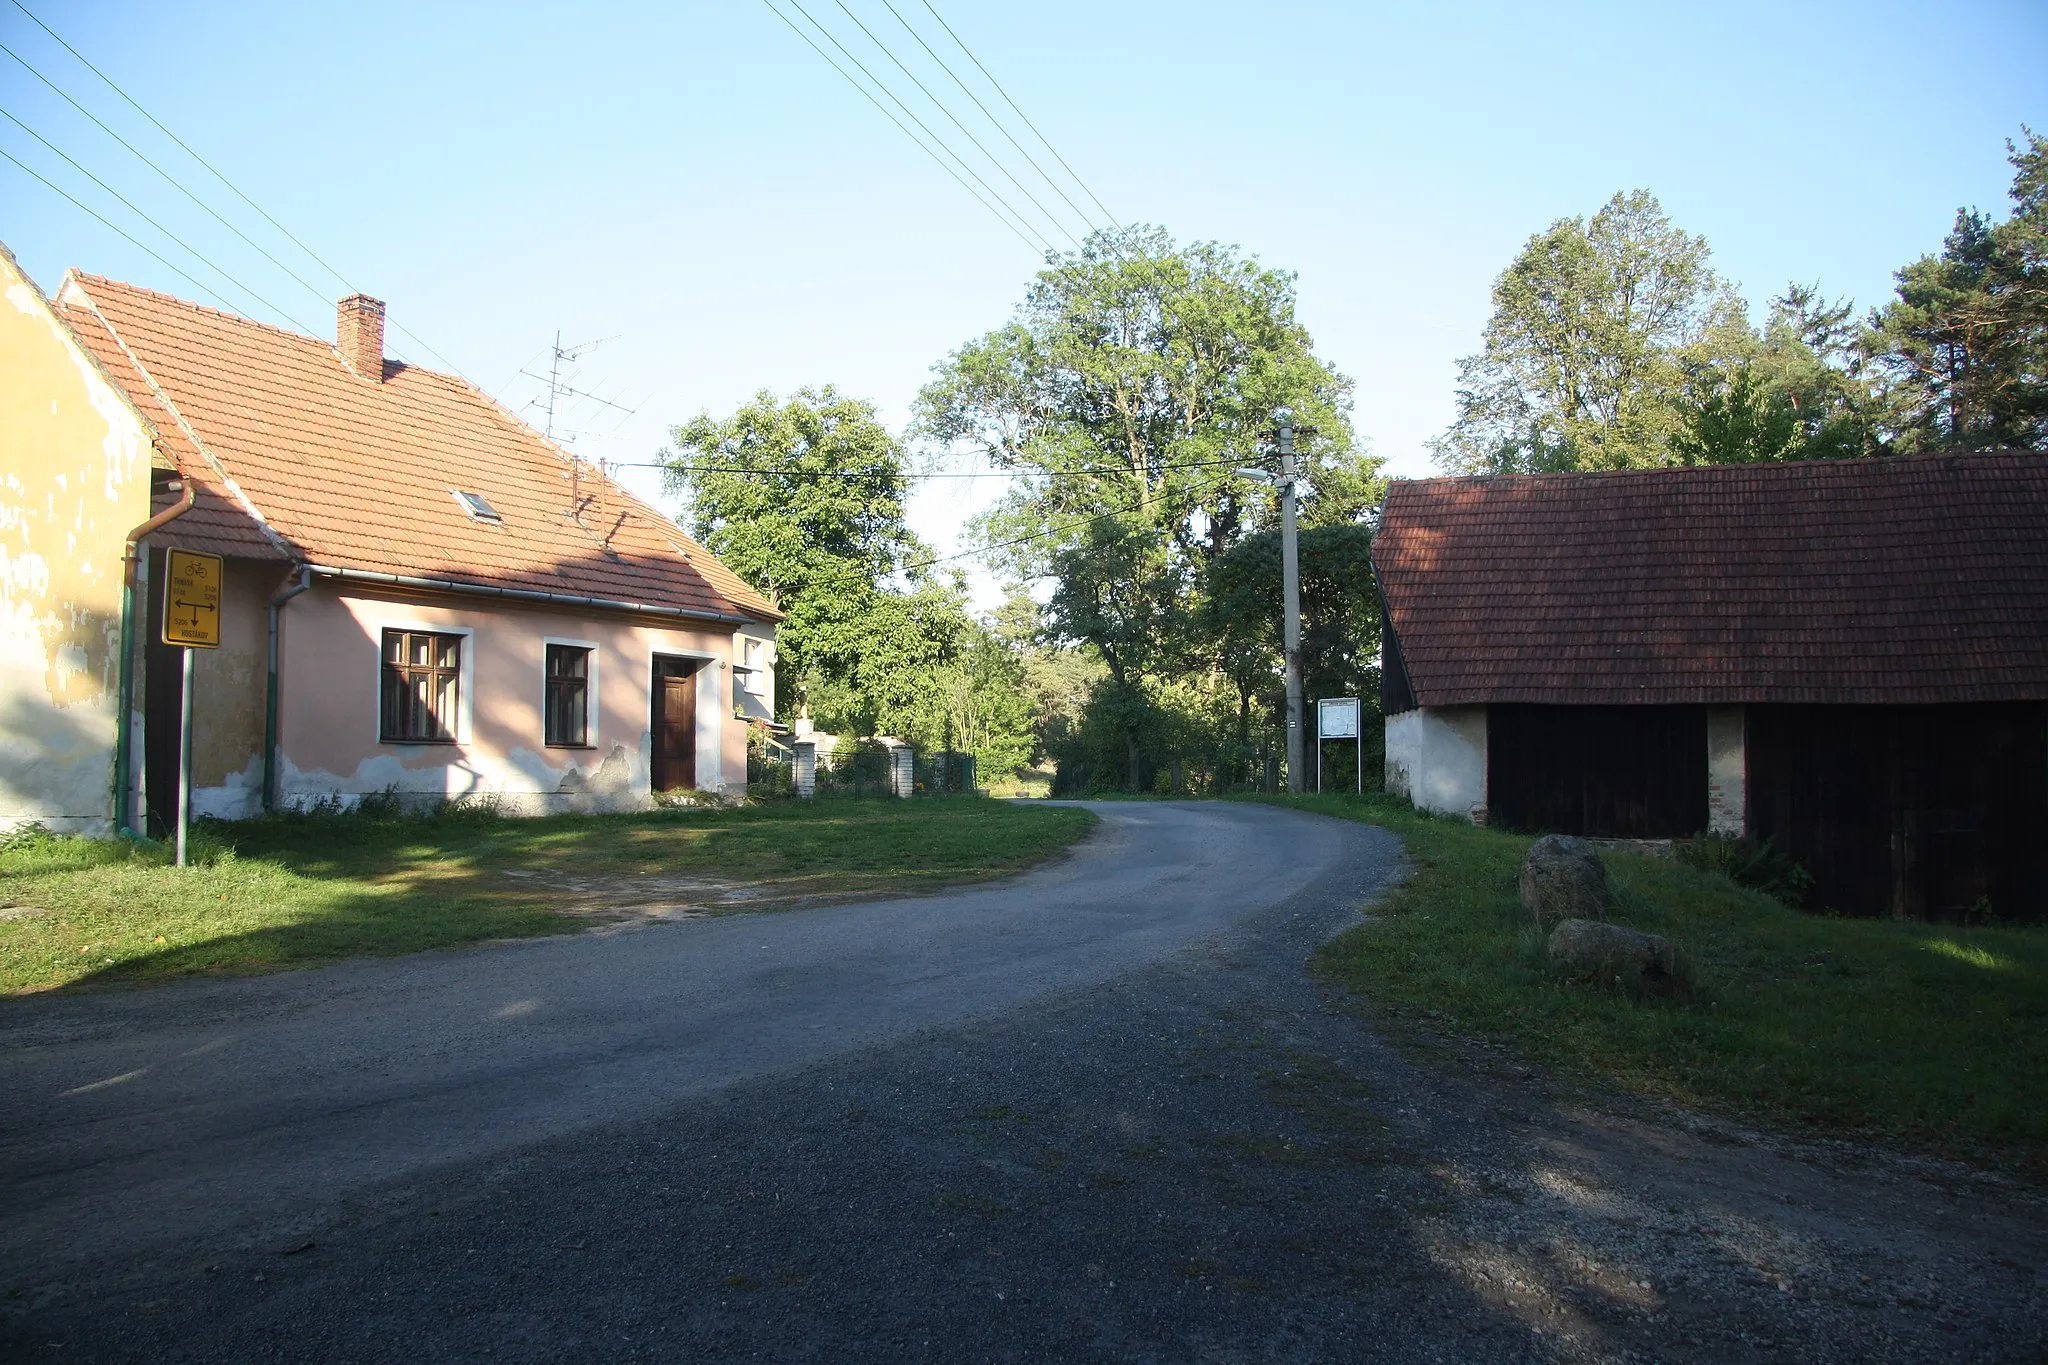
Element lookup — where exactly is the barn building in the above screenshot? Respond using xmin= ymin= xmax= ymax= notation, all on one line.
xmin=1372 ymin=452 xmax=2048 ymax=922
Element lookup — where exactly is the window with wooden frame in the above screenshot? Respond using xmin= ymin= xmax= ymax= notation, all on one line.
xmin=380 ymin=629 xmax=462 ymax=743
xmin=544 ymin=643 xmax=592 ymax=747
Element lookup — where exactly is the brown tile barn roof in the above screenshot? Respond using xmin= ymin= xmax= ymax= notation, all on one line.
xmin=1372 ymin=453 xmax=2048 ymax=707
xmin=56 ymin=274 xmax=778 ymax=624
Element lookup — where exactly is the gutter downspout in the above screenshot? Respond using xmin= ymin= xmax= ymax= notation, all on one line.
xmin=263 ymin=565 xmax=314 ymax=812
xmin=113 ymin=473 xmax=196 ymax=838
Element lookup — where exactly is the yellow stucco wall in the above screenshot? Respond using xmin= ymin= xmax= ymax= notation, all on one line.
xmin=0 ymin=246 xmax=153 ymax=833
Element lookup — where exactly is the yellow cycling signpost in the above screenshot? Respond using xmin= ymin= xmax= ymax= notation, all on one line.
xmin=163 ymin=549 xmax=222 ymax=867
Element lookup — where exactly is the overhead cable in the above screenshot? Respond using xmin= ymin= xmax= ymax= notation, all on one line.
xmin=876 ymin=0 xmax=1104 ymax=239
xmin=761 ymin=0 xmax=1049 ymax=252
xmin=637 ymin=449 xmax=1279 ymax=481
xmin=0 ymin=107 xmax=314 ymax=329
xmin=0 ymin=42 xmax=338 ymax=326
xmin=918 ymin=0 xmax=1120 ymax=228
xmin=0 ymin=145 xmax=245 ymax=316
xmin=829 ymin=0 xmax=1084 ymax=247
xmin=2 ymin=2 xmax=473 ymax=379
xmin=905 ymin=469 xmax=1242 ymax=573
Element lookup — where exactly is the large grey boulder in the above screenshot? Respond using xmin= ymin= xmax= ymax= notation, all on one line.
xmin=1519 ymin=834 xmax=1610 ymax=928
xmin=1548 ymin=918 xmax=1684 ymax=998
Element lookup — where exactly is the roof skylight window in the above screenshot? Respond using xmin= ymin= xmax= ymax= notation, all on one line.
xmin=454 ymin=490 xmax=502 ymax=523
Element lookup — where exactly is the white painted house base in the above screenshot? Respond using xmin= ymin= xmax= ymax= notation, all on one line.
xmin=1384 ymin=706 xmax=1489 ymax=823
xmin=1385 ymin=703 xmax=1749 ymax=834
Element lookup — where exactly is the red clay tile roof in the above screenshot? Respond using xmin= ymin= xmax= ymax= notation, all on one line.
xmin=58 ymin=273 xmax=778 ymax=623
xmin=1373 ymin=453 xmax=2048 ymax=706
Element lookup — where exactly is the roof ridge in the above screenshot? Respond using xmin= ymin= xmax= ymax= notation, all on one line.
xmin=1391 ymin=450 xmax=2042 ymax=490
xmin=69 ymin=270 xmax=479 ymax=387
xmin=69 ymin=271 xmax=343 ymax=352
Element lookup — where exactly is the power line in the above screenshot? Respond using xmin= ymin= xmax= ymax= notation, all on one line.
xmin=829 ymin=0 xmax=1084 ymax=248
xmin=762 ymin=0 xmax=1050 ymax=253
xmin=5 ymin=0 xmax=353 ymax=293
xmin=0 ymin=145 xmax=244 ymax=315
xmin=875 ymin=0 xmax=1104 ymax=239
xmin=906 ymin=469 xmax=1240 ymax=573
xmin=0 ymin=106 xmax=314 ymax=331
xmin=627 ymin=450 xmax=1276 ymax=480
xmin=918 ymin=0 xmax=1119 ymax=228
xmin=0 ymin=40 xmax=333 ymax=327
xmin=759 ymin=0 xmax=1041 ymax=252
xmin=2 ymin=1 xmax=473 ymax=379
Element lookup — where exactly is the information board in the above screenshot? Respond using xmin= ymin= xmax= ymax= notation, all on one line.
xmin=163 ymin=549 xmax=223 ymax=648
xmin=1317 ymin=696 xmax=1360 ymax=739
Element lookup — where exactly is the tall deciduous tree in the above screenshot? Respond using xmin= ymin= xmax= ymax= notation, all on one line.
xmin=1865 ymin=131 xmax=2048 ymax=452
xmin=1434 ymin=191 xmax=1738 ymax=472
xmin=917 ymin=226 xmax=1379 ymax=790
xmin=665 ymin=388 xmax=965 ymax=736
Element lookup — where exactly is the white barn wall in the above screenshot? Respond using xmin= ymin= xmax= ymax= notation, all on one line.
xmin=1706 ymin=705 xmax=1747 ymax=836
xmin=1384 ymin=705 xmax=1489 ymax=823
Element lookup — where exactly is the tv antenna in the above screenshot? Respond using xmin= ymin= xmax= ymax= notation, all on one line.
xmin=524 ymin=331 xmax=636 ymax=443
xmin=522 ymin=331 xmax=640 ymax=524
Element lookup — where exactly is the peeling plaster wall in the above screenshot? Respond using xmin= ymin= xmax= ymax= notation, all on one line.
xmin=0 ymin=250 xmax=151 ymax=834
xmin=1384 ymin=705 xmax=1489 ymax=823
xmin=272 ymin=583 xmax=745 ymax=813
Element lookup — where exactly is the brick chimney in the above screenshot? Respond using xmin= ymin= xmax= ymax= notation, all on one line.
xmin=336 ymin=293 xmax=385 ymax=381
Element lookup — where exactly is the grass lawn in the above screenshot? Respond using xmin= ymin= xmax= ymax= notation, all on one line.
xmin=0 ymin=797 xmax=1096 ymax=996
xmin=1254 ymin=792 xmax=2048 ymax=1174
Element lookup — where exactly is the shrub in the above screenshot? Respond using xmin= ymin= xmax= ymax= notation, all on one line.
xmin=1673 ymin=833 xmax=1813 ymax=907
xmin=0 ymin=821 xmax=57 ymax=854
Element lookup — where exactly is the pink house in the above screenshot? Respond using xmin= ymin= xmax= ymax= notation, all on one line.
xmin=52 ymin=272 xmax=780 ymax=827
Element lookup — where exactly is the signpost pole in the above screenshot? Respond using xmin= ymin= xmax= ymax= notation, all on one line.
xmin=1316 ymin=702 xmax=1323 ymax=793
xmin=1356 ymin=716 xmax=1363 ymax=794
xmin=176 ymin=646 xmax=194 ymax=868
xmin=162 ymin=548 xmax=222 ymax=868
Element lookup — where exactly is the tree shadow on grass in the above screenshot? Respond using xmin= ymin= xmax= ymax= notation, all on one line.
xmin=16 ymin=800 xmax=1095 ymax=994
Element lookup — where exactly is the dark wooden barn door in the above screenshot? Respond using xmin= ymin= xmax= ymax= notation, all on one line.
xmin=651 ymin=659 xmax=699 ymax=792
xmin=1749 ymin=703 xmax=2048 ymax=921
xmin=1489 ymin=704 xmax=1708 ymax=838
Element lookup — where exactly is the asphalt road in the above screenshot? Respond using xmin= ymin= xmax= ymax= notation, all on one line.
xmin=4 ymin=801 xmax=2041 ymax=1362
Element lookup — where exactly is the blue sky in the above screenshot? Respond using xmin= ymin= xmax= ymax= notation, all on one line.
xmin=4 ymin=1 xmax=2042 ymax=607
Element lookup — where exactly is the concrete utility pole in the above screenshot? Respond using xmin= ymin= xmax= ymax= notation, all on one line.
xmin=1278 ymin=408 xmax=1304 ymax=794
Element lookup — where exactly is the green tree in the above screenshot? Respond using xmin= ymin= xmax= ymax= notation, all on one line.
xmin=665 ymin=388 xmax=968 ymax=734
xmin=917 ymin=225 xmax=1380 ymax=789
xmin=1865 ymin=131 xmax=2048 ymax=451
xmin=1434 ymin=191 xmax=1739 ymax=472
xmin=989 ymin=586 xmax=1105 ymax=763
xmin=1204 ymin=522 xmax=1381 ymax=774
xmin=931 ymin=624 xmax=1037 ymax=781
xmin=1673 ymin=286 xmax=1875 ymax=464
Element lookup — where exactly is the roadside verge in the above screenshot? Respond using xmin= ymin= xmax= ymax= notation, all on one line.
xmin=1245 ymin=792 xmax=2048 ymax=1178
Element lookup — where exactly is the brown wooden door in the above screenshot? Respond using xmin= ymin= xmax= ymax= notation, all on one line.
xmin=652 ymin=667 xmax=697 ymax=792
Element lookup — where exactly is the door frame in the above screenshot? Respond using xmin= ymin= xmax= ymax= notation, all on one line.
xmin=647 ymin=647 xmax=724 ymax=793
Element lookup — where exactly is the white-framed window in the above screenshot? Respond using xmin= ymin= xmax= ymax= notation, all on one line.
xmin=368 ymin=617 xmax=475 ymax=746
xmin=741 ymin=635 xmax=769 ymax=699
xmin=543 ymin=637 xmax=600 ymax=747
xmin=381 ymin=629 xmax=463 ymax=743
